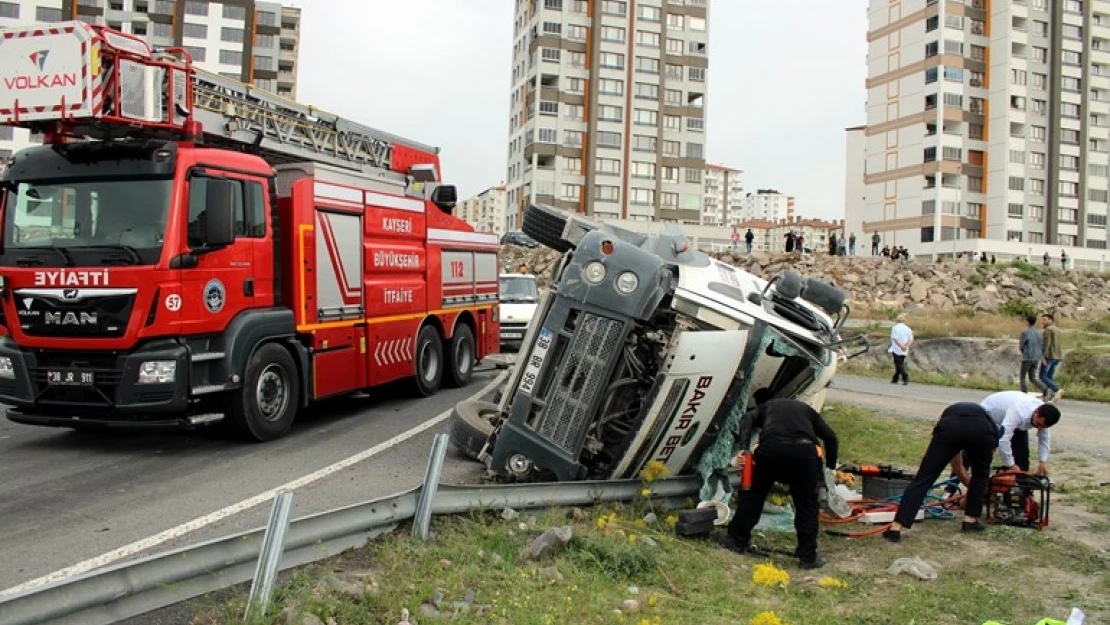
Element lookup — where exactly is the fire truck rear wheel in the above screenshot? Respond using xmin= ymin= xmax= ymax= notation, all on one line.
xmin=413 ymin=325 xmax=444 ymax=397
xmin=445 ymin=323 xmax=476 ymax=388
xmin=229 ymin=343 xmax=299 ymax=442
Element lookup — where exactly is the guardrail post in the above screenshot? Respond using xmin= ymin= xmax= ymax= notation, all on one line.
xmin=412 ymin=433 xmax=449 ymax=540
xmin=244 ymin=490 xmax=295 ymax=623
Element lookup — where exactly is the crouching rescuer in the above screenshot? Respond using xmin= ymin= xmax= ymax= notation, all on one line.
xmin=721 ymin=390 xmax=840 ymax=569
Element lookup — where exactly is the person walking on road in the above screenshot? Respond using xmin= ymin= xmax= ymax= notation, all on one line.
xmin=1019 ymin=314 xmax=1048 ymax=396
xmin=980 ymin=390 xmax=1061 ymax=475
xmin=889 ymin=314 xmax=914 ymax=385
xmin=745 ymin=228 xmax=755 ymax=254
xmin=1039 ymin=313 xmax=1064 ymax=401
xmin=720 ymin=392 xmax=839 ymax=569
xmin=882 ymin=402 xmax=1001 ymax=542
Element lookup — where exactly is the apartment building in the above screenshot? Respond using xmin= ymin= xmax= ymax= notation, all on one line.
xmin=740 ymin=188 xmax=794 ymax=223
xmin=702 ymin=163 xmax=743 ymax=226
xmin=862 ymin=0 xmax=1110 ymax=269
xmin=0 ymin=1 xmax=301 ymax=170
xmin=461 ymin=185 xmax=510 ymax=236
xmin=504 ymin=0 xmax=711 ymax=231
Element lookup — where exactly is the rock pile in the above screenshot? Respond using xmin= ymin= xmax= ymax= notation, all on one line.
xmin=501 ymin=244 xmax=1110 ymax=318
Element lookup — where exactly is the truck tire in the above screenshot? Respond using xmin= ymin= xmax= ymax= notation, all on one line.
xmin=413 ymin=324 xmax=444 ymax=397
xmin=228 ymin=343 xmax=299 ymax=442
xmin=449 ymin=399 xmax=500 ymax=461
xmin=522 ymin=204 xmax=575 ymax=253
xmin=444 ymin=323 xmax=476 ymax=388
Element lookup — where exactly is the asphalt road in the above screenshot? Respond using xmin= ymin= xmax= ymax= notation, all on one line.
xmin=0 ymin=369 xmax=502 ymax=594
xmin=829 ymin=374 xmax=1110 ymax=459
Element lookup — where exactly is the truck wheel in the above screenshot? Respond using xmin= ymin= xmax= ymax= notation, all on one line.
xmin=413 ymin=325 xmax=444 ymax=397
xmin=449 ymin=399 xmax=500 ymax=461
xmin=445 ymin=323 xmax=476 ymax=388
xmin=522 ymin=204 xmax=576 ymax=253
xmin=228 ymin=343 xmax=299 ymax=442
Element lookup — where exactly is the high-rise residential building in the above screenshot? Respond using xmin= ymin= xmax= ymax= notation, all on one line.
xmin=0 ymin=0 xmax=302 ymax=168
xmin=862 ymin=0 xmax=1110 ymax=268
xmin=504 ymin=0 xmax=710 ymax=231
xmin=844 ymin=125 xmax=867 ymax=239
xmin=461 ymin=184 xmax=510 ymax=236
xmin=740 ymin=188 xmax=794 ymax=223
xmin=702 ymin=163 xmax=742 ymax=226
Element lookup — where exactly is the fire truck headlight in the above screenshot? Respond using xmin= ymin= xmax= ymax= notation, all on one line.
xmin=0 ymin=357 xmax=14 ymax=379
xmin=615 ymin=271 xmax=639 ymax=294
xmin=138 ymin=361 xmax=176 ymax=384
xmin=583 ymin=261 xmax=606 ymax=284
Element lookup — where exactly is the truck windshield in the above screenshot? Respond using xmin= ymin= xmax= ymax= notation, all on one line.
xmin=2 ymin=178 xmax=172 ymax=266
xmin=500 ymin=276 xmax=539 ymax=302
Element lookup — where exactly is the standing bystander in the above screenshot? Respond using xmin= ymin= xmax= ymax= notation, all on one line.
xmin=889 ymin=314 xmax=914 ymax=385
xmin=1019 ymin=315 xmax=1048 ymax=395
xmin=1039 ymin=313 xmax=1064 ymax=401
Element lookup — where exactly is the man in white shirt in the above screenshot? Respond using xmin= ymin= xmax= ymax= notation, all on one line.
xmin=979 ymin=390 xmax=1061 ymax=475
xmin=888 ymin=315 xmax=914 ymax=385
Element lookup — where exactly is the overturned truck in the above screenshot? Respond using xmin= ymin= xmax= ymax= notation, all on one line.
xmin=451 ymin=205 xmax=868 ymax=510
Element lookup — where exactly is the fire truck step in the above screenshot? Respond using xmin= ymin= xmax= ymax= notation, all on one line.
xmin=192 ymin=385 xmax=228 ymax=396
xmin=191 ymin=352 xmax=227 ymax=363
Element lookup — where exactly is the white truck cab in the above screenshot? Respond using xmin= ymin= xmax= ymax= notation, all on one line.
xmin=498 ymin=273 xmax=540 ymax=351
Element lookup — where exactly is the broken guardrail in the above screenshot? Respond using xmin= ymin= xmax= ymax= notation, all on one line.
xmin=0 ymin=431 xmax=739 ymax=625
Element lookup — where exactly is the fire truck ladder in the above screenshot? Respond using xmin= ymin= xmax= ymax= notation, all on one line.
xmin=189 ymin=70 xmax=441 ymax=179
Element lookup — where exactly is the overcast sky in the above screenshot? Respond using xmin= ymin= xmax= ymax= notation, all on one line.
xmin=292 ymin=0 xmax=869 ymax=222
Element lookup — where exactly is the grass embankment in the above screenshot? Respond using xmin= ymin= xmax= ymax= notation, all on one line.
xmin=189 ymin=404 xmax=1110 ymax=625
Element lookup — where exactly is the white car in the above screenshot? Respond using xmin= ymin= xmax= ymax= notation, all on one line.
xmin=499 ymin=273 xmax=540 ymax=351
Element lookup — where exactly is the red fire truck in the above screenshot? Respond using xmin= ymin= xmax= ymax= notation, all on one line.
xmin=0 ymin=22 xmax=501 ymax=440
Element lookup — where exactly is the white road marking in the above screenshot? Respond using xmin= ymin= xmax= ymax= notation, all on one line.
xmin=0 ymin=371 xmax=507 ymax=598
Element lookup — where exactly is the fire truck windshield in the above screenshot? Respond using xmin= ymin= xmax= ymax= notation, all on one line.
xmin=2 ymin=178 xmax=172 ymax=267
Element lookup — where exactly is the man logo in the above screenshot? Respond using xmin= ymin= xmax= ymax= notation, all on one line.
xmin=62 ymin=289 xmax=79 ymax=300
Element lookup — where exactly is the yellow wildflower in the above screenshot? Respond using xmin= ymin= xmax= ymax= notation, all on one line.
xmin=750 ymin=611 xmax=784 ymax=625
xmin=634 ymin=519 xmax=646 ymax=527
xmin=664 ymin=514 xmax=678 ymax=528
xmin=608 ymin=512 xmax=618 ymax=522
xmin=596 ymin=517 xmax=608 ymax=530
xmin=640 ymin=488 xmax=652 ymax=497
xmin=629 ymin=533 xmax=638 ymax=543
xmin=639 ymin=460 xmax=670 ymax=482
xmin=752 ymin=562 xmax=790 ymax=587
xmin=818 ymin=576 xmax=848 ymax=589
xmin=647 ymin=594 xmax=658 ymax=607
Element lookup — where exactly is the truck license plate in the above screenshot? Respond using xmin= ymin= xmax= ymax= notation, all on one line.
xmin=503 ymin=332 xmax=523 ymax=339
xmin=518 ymin=328 xmax=553 ymax=396
xmin=46 ymin=369 xmax=95 ymax=387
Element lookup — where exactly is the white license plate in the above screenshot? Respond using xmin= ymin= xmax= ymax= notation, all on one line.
xmin=518 ymin=328 xmax=554 ymax=396
xmin=503 ymin=332 xmax=524 ymax=339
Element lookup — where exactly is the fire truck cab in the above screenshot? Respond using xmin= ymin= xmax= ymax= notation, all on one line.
xmin=0 ymin=22 xmax=500 ymax=440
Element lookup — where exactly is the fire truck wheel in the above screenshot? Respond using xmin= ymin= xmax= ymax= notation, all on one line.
xmin=413 ymin=325 xmax=444 ymax=397
xmin=522 ymin=204 xmax=575 ymax=253
xmin=445 ymin=324 xmax=476 ymax=388
xmin=449 ymin=399 xmax=500 ymax=461
xmin=229 ymin=343 xmax=299 ymax=441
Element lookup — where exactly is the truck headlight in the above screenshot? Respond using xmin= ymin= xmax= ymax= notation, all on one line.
xmin=138 ymin=360 xmax=176 ymax=384
xmin=583 ymin=261 xmax=607 ymax=284
xmin=0 ymin=356 xmax=13 ymax=379
xmin=615 ymin=271 xmax=639 ymax=294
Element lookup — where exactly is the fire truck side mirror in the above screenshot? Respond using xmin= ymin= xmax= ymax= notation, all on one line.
xmin=204 ymin=179 xmax=237 ymax=248
xmin=431 ymin=184 xmax=457 ymax=214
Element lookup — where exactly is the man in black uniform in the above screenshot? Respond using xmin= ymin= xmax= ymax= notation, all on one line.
xmin=721 ymin=391 xmax=839 ymax=569
xmin=882 ymin=401 xmax=1001 ymax=542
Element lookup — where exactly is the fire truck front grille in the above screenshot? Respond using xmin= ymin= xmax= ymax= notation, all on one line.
xmin=29 ymin=351 xmax=124 ymax=407
xmin=16 ymin=290 xmax=135 ymax=339
xmin=535 ymin=313 xmax=624 ymax=453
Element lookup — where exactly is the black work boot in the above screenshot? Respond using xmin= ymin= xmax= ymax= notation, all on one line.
xmin=799 ymin=556 xmax=826 ymax=570
xmin=719 ymin=533 xmax=751 ymax=555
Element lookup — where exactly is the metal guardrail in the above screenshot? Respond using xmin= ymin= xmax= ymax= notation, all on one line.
xmin=0 ymin=433 xmax=738 ymax=625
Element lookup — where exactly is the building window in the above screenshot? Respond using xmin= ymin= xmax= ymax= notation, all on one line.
xmin=1063 ymin=50 xmax=1083 ymax=66
xmin=563 ymin=104 xmax=584 ymax=120
xmin=223 ymin=4 xmax=247 ymax=19
xmin=1060 ymin=154 xmax=1080 ymax=170
xmin=1089 ymin=189 xmax=1109 ymax=202
xmin=567 ymin=25 xmax=587 ymax=41
xmin=1090 ymin=163 xmax=1109 ymax=177
xmin=1063 ymin=76 xmax=1082 ymax=92
xmin=925 ymin=42 xmax=939 ymax=57
xmin=183 ymin=22 xmax=207 ymax=38
xmin=686 ymin=143 xmax=704 ymax=159
xmin=1011 ymin=69 xmax=1027 ymax=85
xmin=636 ymin=57 xmax=659 ymax=73
xmin=633 ymin=109 xmax=657 ymax=126
xmin=666 ymin=38 xmax=684 ymax=54
xmin=1060 ymin=181 xmax=1079 ymax=197
xmin=542 ymin=21 xmax=562 ymax=35
xmin=597 ymin=131 xmax=622 ymax=148
xmin=1033 ymin=73 xmax=1047 ymax=89
xmin=689 ymin=16 xmax=706 ymax=31
xmin=1008 ymin=203 xmax=1024 ymax=217
xmin=661 ymin=167 xmax=679 ymax=183
xmin=152 ymin=22 xmax=173 ymax=38
xmin=1007 ymin=231 xmax=1024 ymax=242
xmin=541 ymin=48 xmax=561 ymax=62
xmin=602 ymin=0 xmax=627 ymax=15
xmin=926 ymin=15 xmax=939 ymax=31
xmin=664 ymin=89 xmax=682 ymax=105
xmin=598 ymin=105 xmax=623 ymax=122
xmin=630 ymin=161 xmax=655 ymax=179
xmin=638 ymin=5 xmax=661 ymax=21
xmin=1062 ymin=128 xmax=1080 ymax=144
xmin=1032 ymin=47 xmax=1047 ymax=63
xmin=944 ymin=67 xmax=963 ymax=81
xmin=922 ymin=200 xmax=936 ymax=215
xmin=256 ymin=33 xmax=275 ymax=48
xmin=687 ymin=117 xmax=704 ymax=132
xmin=1089 ymin=239 xmax=1108 ymax=249
xmin=539 ymin=101 xmax=558 ymax=116
xmin=663 ymin=114 xmax=681 ymax=131
xmin=1032 ymin=99 xmax=1047 ymax=115
xmin=630 ymin=188 xmax=654 ymax=205
xmin=1059 ymin=208 xmax=1079 ymax=224
xmin=635 ymin=82 xmax=659 ymax=100
xmin=559 ymin=129 xmax=578 ymax=145
xmin=219 ymin=50 xmax=243 ymax=66
xmin=1033 ymin=21 xmax=1049 ymax=37
xmin=688 ymin=67 xmax=706 ymax=82
xmin=253 ymin=55 xmax=273 ymax=71
xmin=1009 ymin=149 xmax=1025 ymax=164
xmin=686 ymin=169 xmax=703 ymax=184
xmin=1063 ymin=24 xmax=1083 ymax=39
xmin=596 ymin=158 xmax=621 ymax=175
xmin=599 ymin=52 xmax=624 ymax=69
xmin=598 ymin=79 xmax=624 ymax=95
xmin=184 ymin=1 xmax=208 ymax=16
xmin=183 ymin=46 xmax=206 ymax=62
xmin=632 ymin=135 xmax=656 ymax=152
xmin=566 ymin=77 xmax=585 ymax=93
xmin=662 ymin=140 xmax=680 ymax=156
xmin=595 ymin=186 xmax=620 ymax=202
xmin=561 ymin=184 xmax=582 ymax=201
xmin=636 ymin=30 xmax=660 ymax=47
xmin=601 ymin=26 xmax=625 ymax=42
xmin=221 ymin=27 xmax=245 ymax=43
xmin=1088 ymin=213 xmax=1108 ymax=226
xmin=661 ymin=192 xmax=678 ymax=208
xmin=1030 ymin=179 xmax=1045 ymax=195
xmin=1031 ymin=126 xmax=1046 ymax=142
xmin=562 ymin=157 xmax=582 ymax=174
xmin=35 ymin=6 xmax=63 ymax=21
xmin=257 ymin=11 xmax=277 ymax=26
xmin=1008 ymin=177 xmax=1025 ymax=191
